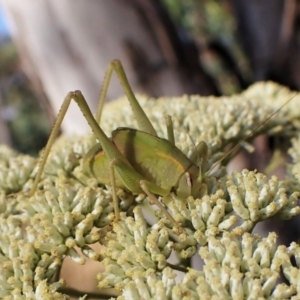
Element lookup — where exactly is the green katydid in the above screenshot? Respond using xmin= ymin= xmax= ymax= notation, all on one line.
xmin=30 ymin=59 xmax=296 ymax=226
xmin=30 ymin=59 xmax=209 ymax=226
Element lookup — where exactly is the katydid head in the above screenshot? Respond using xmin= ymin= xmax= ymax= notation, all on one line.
xmin=176 ymin=164 xmax=202 ymax=199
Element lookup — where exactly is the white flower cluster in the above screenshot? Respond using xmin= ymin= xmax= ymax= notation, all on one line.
xmin=97 ymin=207 xmax=173 ymax=290
xmin=98 ymin=209 xmax=300 ymax=300
xmin=162 ymin=170 xmax=300 ymax=238
xmin=41 ymin=135 xmax=94 ymax=179
xmin=0 ymin=81 xmax=300 ymax=298
xmin=0 ymin=215 xmax=67 ymax=299
xmin=0 ymin=146 xmax=36 ymax=194
xmin=226 ymin=170 xmax=300 ymax=233
xmin=196 ymin=232 xmax=300 ymax=300
xmin=20 ymin=179 xmax=117 ymax=262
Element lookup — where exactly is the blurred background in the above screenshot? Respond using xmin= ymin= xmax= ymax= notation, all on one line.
xmin=0 ymin=0 xmax=299 ymax=155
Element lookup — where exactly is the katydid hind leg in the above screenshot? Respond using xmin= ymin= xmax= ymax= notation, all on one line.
xmin=95 ymin=59 xmax=157 ymax=136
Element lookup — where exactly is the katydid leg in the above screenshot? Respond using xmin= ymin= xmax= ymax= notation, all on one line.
xmin=140 ymin=180 xmax=177 ymax=226
xmin=165 ymin=115 xmax=175 ymax=145
xmin=188 ymin=141 xmax=208 ymax=189
xmin=95 ymin=59 xmax=157 ymax=136
xmin=188 ymin=141 xmax=208 ymax=164
xmin=108 ymin=158 xmax=121 ymax=221
xmin=30 ymin=92 xmax=76 ymax=195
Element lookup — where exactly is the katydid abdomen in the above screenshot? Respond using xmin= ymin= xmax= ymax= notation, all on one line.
xmin=84 ymin=127 xmax=201 ymax=199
